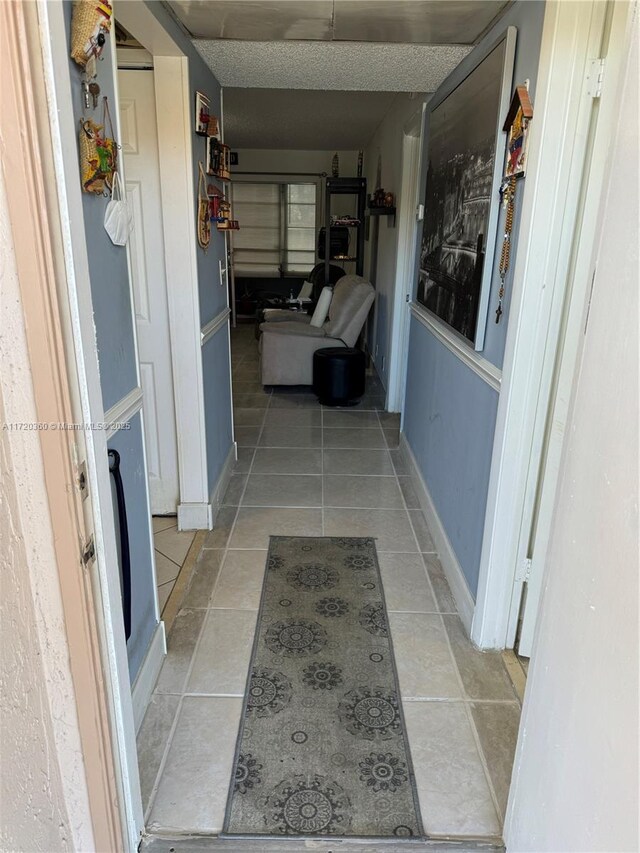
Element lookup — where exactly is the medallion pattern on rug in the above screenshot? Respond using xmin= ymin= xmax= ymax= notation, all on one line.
xmin=223 ymin=536 xmax=423 ymax=839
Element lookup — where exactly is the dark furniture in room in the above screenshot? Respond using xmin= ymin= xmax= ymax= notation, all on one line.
xmin=322 ymin=177 xmax=367 ymax=285
xmin=312 ymin=346 xmax=366 ymax=406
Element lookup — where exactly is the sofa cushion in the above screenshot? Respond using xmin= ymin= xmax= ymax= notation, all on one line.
xmin=324 ymin=275 xmax=375 ymax=343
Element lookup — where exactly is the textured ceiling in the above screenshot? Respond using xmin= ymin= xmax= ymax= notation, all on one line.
xmin=223 ymin=88 xmax=402 ymax=149
xmin=167 ymin=1 xmax=510 ymax=44
xmin=196 ymin=40 xmax=471 ymax=91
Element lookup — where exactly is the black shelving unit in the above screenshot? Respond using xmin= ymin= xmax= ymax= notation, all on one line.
xmin=323 ymin=177 xmax=367 ymax=285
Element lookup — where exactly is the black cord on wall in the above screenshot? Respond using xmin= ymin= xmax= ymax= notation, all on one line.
xmin=108 ymin=449 xmax=132 ymax=641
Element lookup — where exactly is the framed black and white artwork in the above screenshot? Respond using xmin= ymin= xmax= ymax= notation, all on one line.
xmin=417 ymin=27 xmax=516 ymax=350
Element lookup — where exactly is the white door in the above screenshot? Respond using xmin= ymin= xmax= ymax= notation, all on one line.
xmin=118 ymin=68 xmax=179 ymax=514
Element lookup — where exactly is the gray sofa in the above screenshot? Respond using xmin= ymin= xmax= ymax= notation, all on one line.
xmin=259 ymin=275 xmax=375 ymax=386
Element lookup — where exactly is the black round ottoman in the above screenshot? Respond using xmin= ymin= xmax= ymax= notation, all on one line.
xmin=313 ymin=347 xmax=366 ymax=406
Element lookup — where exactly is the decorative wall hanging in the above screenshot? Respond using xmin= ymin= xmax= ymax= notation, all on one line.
xmin=332 ymin=152 xmax=340 ymax=177
xmin=503 ymin=84 xmax=533 ymax=178
xmin=206 ymin=136 xmax=221 ymax=176
xmin=78 ymin=98 xmax=117 ymax=194
xmin=195 ymin=92 xmax=210 ymax=136
xmin=70 ymin=0 xmax=113 ymax=68
xmin=495 ymin=83 xmax=533 ymax=322
xmin=357 ymin=150 xmax=364 ymax=177
xmin=206 ymin=114 xmax=220 ymax=138
xmin=197 ymin=162 xmax=211 ymax=250
xmin=417 ymin=28 xmax=516 ymax=350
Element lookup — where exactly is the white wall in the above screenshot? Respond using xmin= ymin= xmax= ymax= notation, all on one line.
xmin=363 ymin=93 xmax=426 ymax=388
xmin=506 ymin=17 xmax=639 ymax=851
xmin=0 ymin=172 xmax=94 ymax=852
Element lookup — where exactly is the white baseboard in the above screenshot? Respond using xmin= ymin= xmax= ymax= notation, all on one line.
xmin=131 ymin=620 xmax=166 ymax=733
xmin=209 ymin=442 xmax=237 ymax=525
xmin=400 ymin=432 xmax=476 ymax=635
xmin=178 ymin=501 xmax=212 ymax=531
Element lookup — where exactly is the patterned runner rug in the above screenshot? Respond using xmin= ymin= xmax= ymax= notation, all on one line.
xmin=223 ymin=536 xmax=424 ymax=841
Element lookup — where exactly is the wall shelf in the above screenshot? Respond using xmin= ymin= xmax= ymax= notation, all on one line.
xmin=323 ymin=177 xmax=367 ymax=283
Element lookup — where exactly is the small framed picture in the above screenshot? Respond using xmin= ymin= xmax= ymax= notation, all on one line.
xmin=195 ymin=91 xmax=210 ymax=136
xmin=206 ymin=136 xmax=221 ymax=176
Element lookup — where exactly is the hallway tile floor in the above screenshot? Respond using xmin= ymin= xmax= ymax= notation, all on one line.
xmin=138 ymin=324 xmax=521 ymax=843
xmin=152 ymin=517 xmax=196 ymax=614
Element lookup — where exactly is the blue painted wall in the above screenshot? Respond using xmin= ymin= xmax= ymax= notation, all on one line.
xmin=64 ymin=2 xmax=157 ymax=683
xmin=65 ymin=4 xmax=137 ymax=413
xmin=202 ymin=326 xmax=234 ymax=493
xmin=403 ymin=0 xmax=546 ymax=597
xmin=147 ymin=2 xmax=234 ymax=497
xmin=108 ymin=413 xmax=156 ymax=680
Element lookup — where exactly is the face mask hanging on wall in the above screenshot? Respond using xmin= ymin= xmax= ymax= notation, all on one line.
xmin=104 ymin=172 xmax=133 ymax=246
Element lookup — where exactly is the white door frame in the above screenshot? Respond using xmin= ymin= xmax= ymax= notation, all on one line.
xmin=37 ymin=2 xmax=144 ymax=847
xmin=117 ymin=4 xmax=212 ymax=532
xmin=387 ymin=105 xmax=425 ymax=414
xmin=514 ymin=0 xmax=632 ymax=656
xmin=472 ymin=0 xmax=628 ymax=649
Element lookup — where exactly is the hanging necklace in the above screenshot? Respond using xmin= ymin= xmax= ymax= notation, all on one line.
xmin=496 ymin=175 xmax=517 ymax=323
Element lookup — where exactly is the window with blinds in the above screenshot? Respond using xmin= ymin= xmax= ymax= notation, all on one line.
xmin=232 ymin=182 xmax=317 ymax=276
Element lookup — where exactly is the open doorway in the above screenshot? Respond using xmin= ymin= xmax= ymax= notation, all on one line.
xmin=115 ymin=39 xmax=196 ymax=618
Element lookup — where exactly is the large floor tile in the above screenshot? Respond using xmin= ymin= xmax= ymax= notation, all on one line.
xmin=222 ymin=473 xmax=248 ymax=506
xmin=443 ymin=615 xmax=518 ymax=702
xmin=322 ymin=427 xmax=387 ymax=449
xmin=229 ymin=507 xmax=323 ymax=549
xmin=137 ymin=693 xmax=180 ymax=814
xmin=397 ymin=476 xmax=420 ymax=509
xmin=232 ymin=379 xmax=265 ymax=395
xmin=155 ymin=608 xmax=207 ymax=694
xmin=423 ymin=554 xmax=458 ymax=613
xmin=181 ymin=550 xmax=223 ymax=609
xmin=155 ymin=551 xmax=180 ymax=586
xmin=324 ymin=508 xmax=417 ymax=552
xmin=378 ymin=411 xmax=401 ymax=428
xmin=187 ymin=609 xmax=257 ymax=695
xmin=323 ymin=448 xmax=394 ymax=476
xmin=233 ymin=407 xmax=266 ymax=427
xmin=388 ymin=612 xmax=462 ymax=699
xmin=242 ymin=473 xmax=322 ymax=507
xmin=147 ymin=696 xmax=243 ymax=834
xmin=152 ymin=516 xmax=177 ymax=534
xmin=403 ymin=701 xmax=501 ymax=837
xmin=378 ymin=552 xmax=437 ymax=612
xmin=383 ymin=427 xmax=400 ymax=448
xmin=263 ymin=408 xmax=321 ymax=428
xmin=233 ymin=447 xmax=255 ymax=473
xmin=211 ymin=550 xmax=267 ymax=610
xmin=234 ymin=425 xmax=262 ymax=447
xmin=251 ymin=448 xmax=322 ymax=475
xmin=322 ymin=409 xmax=381 ymax=428
xmin=203 ymin=507 xmax=238 ymax=550
xmin=157 ymin=581 xmax=173 ymax=615
xmin=389 ymin=448 xmax=410 ymax=475
xmin=409 ymin=510 xmax=436 ymax=552
xmin=259 ymin=425 xmax=322 ymax=448
xmin=471 ymin=701 xmax=521 ymax=821
xmin=154 ymin=526 xmax=196 ymax=566
xmin=233 ymin=392 xmax=269 ymax=409
xmin=269 ymin=393 xmax=318 ymax=409
xmin=323 ymin=475 xmax=404 ymax=509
